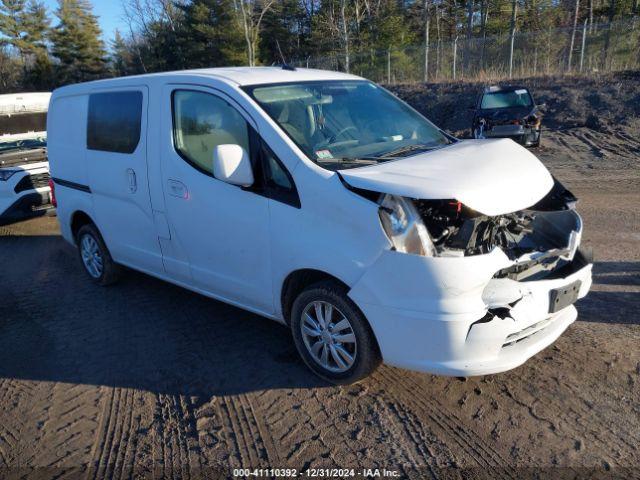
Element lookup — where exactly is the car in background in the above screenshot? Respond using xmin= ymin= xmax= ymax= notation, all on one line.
xmin=471 ymin=86 xmax=542 ymax=147
xmin=0 ymin=92 xmax=52 ymax=225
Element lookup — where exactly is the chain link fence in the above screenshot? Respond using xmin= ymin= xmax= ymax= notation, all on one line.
xmin=297 ymin=18 xmax=640 ymax=83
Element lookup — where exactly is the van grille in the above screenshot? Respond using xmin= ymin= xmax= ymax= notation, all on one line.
xmin=14 ymin=172 xmax=50 ymax=194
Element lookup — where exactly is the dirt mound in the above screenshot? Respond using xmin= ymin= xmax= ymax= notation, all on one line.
xmin=389 ymin=70 xmax=640 ymax=136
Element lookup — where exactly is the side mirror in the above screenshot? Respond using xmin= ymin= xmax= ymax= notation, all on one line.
xmin=212 ymin=144 xmax=254 ymax=187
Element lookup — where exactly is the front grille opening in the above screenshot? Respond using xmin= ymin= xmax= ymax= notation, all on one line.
xmin=502 ymin=316 xmax=555 ymax=348
xmin=14 ymin=172 xmax=50 ymax=194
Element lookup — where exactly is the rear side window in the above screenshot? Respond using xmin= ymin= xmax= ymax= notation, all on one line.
xmin=87 ymin=91 xmax=143 ymax=154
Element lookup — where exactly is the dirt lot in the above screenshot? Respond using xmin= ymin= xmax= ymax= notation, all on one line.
xmin=1 ymin=73 xmax=639 ymax=479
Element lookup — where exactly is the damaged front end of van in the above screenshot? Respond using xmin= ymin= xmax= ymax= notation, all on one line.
xmin=341 ymin=139 xmax=592 ymax=376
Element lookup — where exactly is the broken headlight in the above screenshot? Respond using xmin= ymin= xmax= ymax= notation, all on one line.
xmin=378 ymin=194 xmax=435 ymax=256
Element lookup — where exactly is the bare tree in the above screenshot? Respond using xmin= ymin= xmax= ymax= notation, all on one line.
xmin=232 ymin=0 xmax=276 ymax=67
xmin=339 ymin=0 xmax=350 ymax=72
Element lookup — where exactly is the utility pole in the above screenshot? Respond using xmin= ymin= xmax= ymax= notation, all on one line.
xmin=424 ymin=0 xmax=430 ymax=82
xmin=568 ymin=0 xmax=581 ymax=71
xmin=453 ymin=36 xmax=458 ymax=80
xmin=509 ymin=0 xmax=518 ymax=78
xmin=580 ymin=18 xmax=588 ymax=72
xmin=387 ymin=48 xmax=391 ymax=84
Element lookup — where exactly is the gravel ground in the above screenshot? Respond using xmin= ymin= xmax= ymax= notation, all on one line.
xmin=0 ymin=75 xmax=639 ymax=479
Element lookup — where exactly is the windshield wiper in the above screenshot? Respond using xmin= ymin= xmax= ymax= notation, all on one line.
xmin=317 ymin=157 xmax=378 ymax=165
xmin=378 ymin=143 xmax=443 ymax=159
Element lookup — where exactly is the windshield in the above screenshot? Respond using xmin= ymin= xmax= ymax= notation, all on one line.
xmin=0 ymin=135 xmax=47 ymax=154
xmin=481 ymin=89 xmax=533 ymax=109
xmin=245 ymin=81 xmax=451 ymax=170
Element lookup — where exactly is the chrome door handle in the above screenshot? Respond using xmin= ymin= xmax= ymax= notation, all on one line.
xmin=167 ymin=179 xmax=188 ymax=199
xmin=127 ymin=168 xmax=137 ymax=193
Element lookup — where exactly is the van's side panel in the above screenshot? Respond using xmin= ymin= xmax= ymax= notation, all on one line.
xmin=86 ymin=85 xmax=163 ymax=275
xmin=47 ymin=93 xmax=91 ymax=244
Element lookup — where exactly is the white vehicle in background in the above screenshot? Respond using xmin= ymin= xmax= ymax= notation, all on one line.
xmin=0 ymin=92 xmax=52 ymax=225
xmin=48 ymin=67 xmax=592 ymax=384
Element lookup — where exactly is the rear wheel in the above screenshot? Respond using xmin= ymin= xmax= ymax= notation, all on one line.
xmin=76 ymin=224 xmax=122 ymax=286
xmin=290 ymin=281 xmax=381 ymax=384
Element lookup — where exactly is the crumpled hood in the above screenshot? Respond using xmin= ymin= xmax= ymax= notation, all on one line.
xmin=339 ymin=138 xmax=554 ymax=216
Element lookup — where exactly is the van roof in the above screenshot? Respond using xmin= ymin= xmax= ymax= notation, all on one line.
xmin=54 ymin=67 xmax=363 ymax=93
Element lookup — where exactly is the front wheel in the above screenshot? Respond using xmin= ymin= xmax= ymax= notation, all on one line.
xmin=290 ymin=281 xmax=381 ymax=384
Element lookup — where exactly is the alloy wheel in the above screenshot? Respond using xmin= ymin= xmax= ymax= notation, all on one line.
xmin=300 ymin=300 xmax=357 ymax=373
xmin=80 ymin=234 xmax=104 ymax=279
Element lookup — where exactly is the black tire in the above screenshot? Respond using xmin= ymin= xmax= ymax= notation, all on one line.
xmin=76 ymin=223 xmax=122 ymax=286
xmin=290 ymin=281 xmax=381 ymax=385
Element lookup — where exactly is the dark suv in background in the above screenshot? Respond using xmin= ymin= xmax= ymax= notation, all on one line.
xmin=470 ymin=86 xmax=542 ymax=147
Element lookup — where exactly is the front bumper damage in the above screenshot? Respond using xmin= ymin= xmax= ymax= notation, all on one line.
xmin=480 ymin=123 xmax=541 ymax=146
xmin=348 ymin=209 xmax=592 ymax=377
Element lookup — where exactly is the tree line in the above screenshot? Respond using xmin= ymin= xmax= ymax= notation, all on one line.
xmin=1 ymin=0 xmax=638 ymax=93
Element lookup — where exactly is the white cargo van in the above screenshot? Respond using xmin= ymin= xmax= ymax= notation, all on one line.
xmin=48 ymin=67 xmax=592 ymax=383
xmin=0 ymin=92 xmax=52 ymax=225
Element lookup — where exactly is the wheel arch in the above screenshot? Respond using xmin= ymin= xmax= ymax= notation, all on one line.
xmin=70 ymin=210 xmax=97 ymax=243
xmin=280 ymin=268 xmax=351 ymax=326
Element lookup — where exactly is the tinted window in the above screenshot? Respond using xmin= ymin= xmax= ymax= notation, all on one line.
xmin=87 ymin=91 xmax=143 ymax=154
xmin=173 ymin=90 xmax=250 ymax=175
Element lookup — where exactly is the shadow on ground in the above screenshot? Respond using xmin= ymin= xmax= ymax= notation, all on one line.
xmin=577 ymin=261 xmax=640 ymax=325
xmin=0 ymin=234 xmax=327 ymax=397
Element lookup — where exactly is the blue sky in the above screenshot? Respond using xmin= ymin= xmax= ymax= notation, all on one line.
xmin=42 ymin=0 xmax=126 ymax=43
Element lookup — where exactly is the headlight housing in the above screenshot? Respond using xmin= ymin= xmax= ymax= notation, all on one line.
xmin=0 ymin=169 xmax=20 ymax=181
xmin=378 ymin=194 xmax=435 ymax=256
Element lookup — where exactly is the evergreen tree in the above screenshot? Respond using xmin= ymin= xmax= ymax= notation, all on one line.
xmin=177 ymin=0 xmax=245 ymax=68
xmin=0 ymin=0 xmax=27 ymax=57
xmin=23 ymin=0 xmax=52 ymax=89
xmin=50 ymin=0 xmax=108 ymax=84
xmin=259 ymin=0 xmax=309 ymax=65
xmin=0 ymin=0 xmax=52 ymax=89
xmin=111 ymin=29 xmax=131 ymax=76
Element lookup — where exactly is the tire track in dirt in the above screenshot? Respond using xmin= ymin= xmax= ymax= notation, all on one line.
xmin=503 ymin=362 xmax=640 ymax=456
xmin=242 ymin=393 xmax=282 ymax=466
xmin=87 ymin=387 xmax=121 ymax=479
xmin=375 ymin=369 xmax=516 ymax=477
xmin=374 ymin=397 xmax=450 ymax=477
xmin=219 ymin=395 xmax=269 ymax=468
xmin=153 ymin=393 xmax=202 ymax=480
xmin=87 ymin=387 xmax=150 ymax=479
